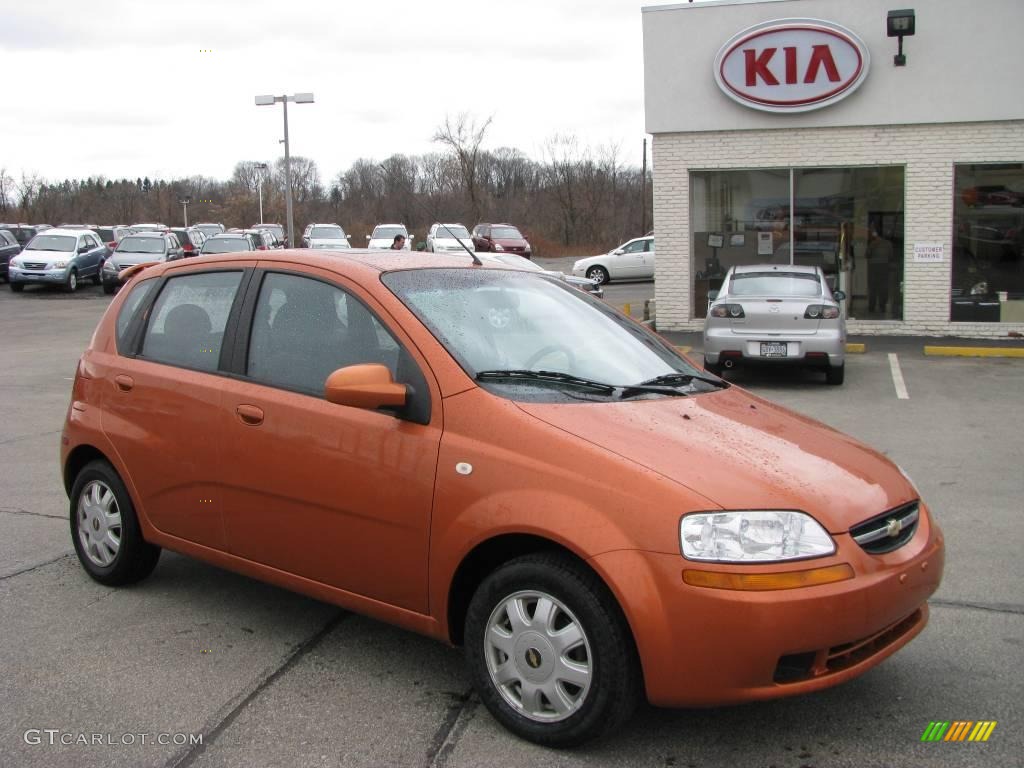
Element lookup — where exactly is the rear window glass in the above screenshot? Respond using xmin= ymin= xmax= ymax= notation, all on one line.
xmin=115 ymin=278 xmax=156 ymax=352
xmin=728 ymin=272 xmax=822 ymax=297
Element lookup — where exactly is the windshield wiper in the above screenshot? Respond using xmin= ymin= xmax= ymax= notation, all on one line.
xmin=639 ymin=372 xmax=728 ymax=389
xmin=476 ymin=369 xmax=617 ymax=394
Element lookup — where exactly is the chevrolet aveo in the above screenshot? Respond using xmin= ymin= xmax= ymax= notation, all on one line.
xmin=62 ymin=250 xmax=944 ymax=747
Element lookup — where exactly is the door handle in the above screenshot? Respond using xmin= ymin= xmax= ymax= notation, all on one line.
xmin=114 ymin=374 xmax=134 ymax=392
xmin=235 ymin=404 xmax=264 ymax=426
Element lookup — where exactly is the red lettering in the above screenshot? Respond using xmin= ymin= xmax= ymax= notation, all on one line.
xmin=784 ymin=47 xmax=798 ymax=84
xmin=803 ymin=44 xmax=841 ymax=83
xmin=744 ymin=48 xmax=779 ymax=86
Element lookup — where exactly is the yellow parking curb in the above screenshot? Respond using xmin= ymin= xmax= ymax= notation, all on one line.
xmin=674 ymin=345 xmax=692 ymax=354
xmin=924 ymin=346 xmax=1024 ymax=358
xmin=845 ymin=343 xmax=866 ymax=353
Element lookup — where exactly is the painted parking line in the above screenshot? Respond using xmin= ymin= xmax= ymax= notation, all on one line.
xmin=888 ymin=352 xmax=909 ymax=400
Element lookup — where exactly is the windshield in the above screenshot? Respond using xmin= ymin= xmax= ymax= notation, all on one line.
xmin=202 ymin=238 xmax=250 ymax=254
xmin=117 ymin=237 xmax=165 ymax=254
xmin=436 ymin=225 xmax=470 ymax=239
xmin=310 ymin=226 xmax=345 ymax=239
xmin=383 ymin=269 xmax=700 ymax=398
xmin=372 ymin=226 xmax=408 ymax=240
xmin=729 ymin=272 xmax=822 ymax=297
xmin=27 ymin=235 xmax=75 ymax=252
xmin=492 ymin=226 xmax=523 ymax=239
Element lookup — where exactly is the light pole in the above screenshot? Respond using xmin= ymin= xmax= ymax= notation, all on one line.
xmin=255 ymin=162 xmax=268 ymax=224
xmin=179 ymin=196 xmax=191 ymax=227
xmin=255 ymin=92 xmax=314 ymax=248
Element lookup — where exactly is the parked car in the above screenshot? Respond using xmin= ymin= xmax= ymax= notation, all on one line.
xmin=703 ymin=264 xmax=847 ymax=384
xmin=93 ymin=226 xmax=132 ymax=251
xmin=169 ymin=228 xmax=207 ymax=257
xmin=0 ymin=224 xmax=41 ymax=248
xmin=572 ymin=236 xmax=655 ymax=285
xmin=477 ymin=251 xmax=603 ymax=298
xmin=8 ymin=228 xmax=108 ymax=292
xmin=194 ymin=223 xmax=225 ymax=239
xmin=426 ymin=223 xmax=473 ymax=253
xmin=472 ymin=223 xmax=532 ymax=259
xmin=251 ymin=223 xmax=285 ymax=243
xmin=367 ymin=223 xmax=411 ymax=250
xmin=62 ymin=249 xmax=942 ymax=747
xmin=101 ymin=233 xmax=184 ymax=294
xmin=0 ymin=229 xmax=21 ymax=281
xmin=128 ymin=223 xmax=168 ymax=233
xmin=199 ymin=233 xmax=255 ymax=255
xmin=239 ymin=229 xmax=278 ymax=250
xmin=302 ymin=223 xmax=350 ymax=249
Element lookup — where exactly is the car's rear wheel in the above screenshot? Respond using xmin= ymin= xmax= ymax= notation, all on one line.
xmin=69 ymin=460 xmax=161 ymax=586
xmin=586 ymin=266 xmax=609 ymax=285
xmin=465 ymin=554 xmax=641 ymax=747
xmin=826 ymin=362 xmax=845 ymax=385
xmin=10 ymin=282 xmax=23 ymax=292
xmin=703 ymin=357 xmax=723 ymax=376
xmin=64 ymin=268 xmax=78 ymax=293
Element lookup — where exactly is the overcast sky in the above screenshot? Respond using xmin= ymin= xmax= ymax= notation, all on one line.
xmin=0 ymin=0 xmax=689 ymax=184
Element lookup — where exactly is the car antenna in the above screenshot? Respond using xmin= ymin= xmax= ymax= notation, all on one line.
xmin=439 ymin=223 xmax=482 ymax=265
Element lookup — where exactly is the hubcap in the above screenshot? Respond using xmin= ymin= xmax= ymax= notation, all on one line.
xmin=76 ymin=480 xmax=122 ymax=567
xmin=484 ymin=590 xmax=592 ymax=722
xmin=589 ymin=269 xmax=607 ymax=285
xmin=69 ymin=272 xmax=77 ymax=290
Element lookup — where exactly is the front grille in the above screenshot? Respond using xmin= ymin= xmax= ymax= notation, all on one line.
xmin=849 ymin=501 xmax=919 ymax=554
xmin=23 ymin=262 xmax=47 ymax=270
xmin=773 ymin=609 xmax=923 ymax=683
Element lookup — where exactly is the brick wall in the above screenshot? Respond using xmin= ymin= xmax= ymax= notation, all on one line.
xmin=652 ymin=121 xmax=1024 ymax=338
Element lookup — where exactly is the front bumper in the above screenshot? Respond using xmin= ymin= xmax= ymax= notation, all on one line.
xmin=9 ymin=266 xmax=70 ymax=284
xmin=588 ymin=505 xmax=944 ymax=707
xmin=704 ymin=325 xmax=845 ymax=367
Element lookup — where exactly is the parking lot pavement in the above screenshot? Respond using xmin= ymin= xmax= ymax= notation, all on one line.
xmin=2 ymin=286 xmax=1022 ymax=767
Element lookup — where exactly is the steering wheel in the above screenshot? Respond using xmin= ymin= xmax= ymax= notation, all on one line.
xmin=523 ymin=344 xmax=576 ymax=370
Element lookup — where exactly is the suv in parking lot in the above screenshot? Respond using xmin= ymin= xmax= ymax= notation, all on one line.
xmin=102 ymin=233 xmax=184 ymax=294
xmin=169 ymin=228 xmax=206 ymax=257
xmin=8 ymin=228 xmax=107 ymax=292
xmin=472 ymin=223 xmax=532 ymax=259
xmin=0 ymin=229 xmax=21 ymax=281
xmin=0 ymin=224 xmax=41 ymax=248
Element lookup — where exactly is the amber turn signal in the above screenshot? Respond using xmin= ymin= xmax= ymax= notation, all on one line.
xmin=682 ymin=563 xmax=855 ymax=591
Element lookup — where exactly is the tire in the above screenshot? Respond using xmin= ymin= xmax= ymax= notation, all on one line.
xmin=92 ymin=264 xmax=103 ymax=285
xmin=64 ymin=268 xmax=78 ymax=293
xmin=585 ymin=266 xmax=609 ymax=285
xmin=826 ymin=362 xmax=845 ymax=385
xmin=465 ymin=553 xmax=641 ymax=747
xmin=103 ymin=283 xmax=116 ymax=295
xmin=703 ymin=357 xmax=723 ymax=376
xmin=10 ymin=282 xmax=23 ymax=292
xmin=69 ymin=459 xmax=161 ymax=586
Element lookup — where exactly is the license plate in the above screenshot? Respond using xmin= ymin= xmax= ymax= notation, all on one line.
xmin=760 ymin=342 xmax=787 ymax=357
xmin=25 ymin=273 xmax=41 ymax=279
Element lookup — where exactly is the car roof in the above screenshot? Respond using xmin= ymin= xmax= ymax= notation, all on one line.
xmin=37 ymin=227 xmax=95 ymax=236
xmin=731 ymin=263 xmax=821 ymax=275
xmin=209 ymin=233 xmax=249 ymax=239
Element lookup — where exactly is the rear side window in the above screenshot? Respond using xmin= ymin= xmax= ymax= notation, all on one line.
xmin=115 ymin=278 xmax=157 ymax=353
xmin=141 ymin=271 xmax=243 ymax=372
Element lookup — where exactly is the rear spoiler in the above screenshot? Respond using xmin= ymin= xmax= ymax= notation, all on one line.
xmin=117 ymin=262 xmax=161 ymax=283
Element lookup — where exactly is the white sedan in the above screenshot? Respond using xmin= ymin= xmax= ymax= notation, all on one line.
xmin=572 ymin=235 xmax=654 ymax=284
xmin=366 ymin=223 xmax=411 ymax=250
xmin=426 ymin=223 xmax=473 ymax=254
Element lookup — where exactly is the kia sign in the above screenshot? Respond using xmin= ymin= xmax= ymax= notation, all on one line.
xmin=714 ymin=19 xmax=870 ymax=113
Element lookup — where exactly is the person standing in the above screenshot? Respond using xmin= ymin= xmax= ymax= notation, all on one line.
xmin=866 ymin=227 xmax=893 ymax=315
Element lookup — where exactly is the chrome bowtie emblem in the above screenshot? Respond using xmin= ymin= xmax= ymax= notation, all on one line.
xmin=885 ymin=518 xmax=902 ymax=538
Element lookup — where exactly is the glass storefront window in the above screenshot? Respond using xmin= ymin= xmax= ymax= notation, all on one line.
xmin=952 ymin=164 xmax=1024 ymax=323
xmin=691 ymin=167 xmax=905 ymax=320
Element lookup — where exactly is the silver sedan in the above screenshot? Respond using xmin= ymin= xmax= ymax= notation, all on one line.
xmin=702 ymin=264 xmax=847 ymax=385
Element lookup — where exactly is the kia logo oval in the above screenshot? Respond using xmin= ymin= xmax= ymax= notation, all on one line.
xmin=714 ymin=19 xmax=870 ymax=113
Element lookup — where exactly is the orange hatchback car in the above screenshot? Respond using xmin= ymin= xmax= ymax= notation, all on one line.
xmin=62 ymin=250 xmax=944 ymax=746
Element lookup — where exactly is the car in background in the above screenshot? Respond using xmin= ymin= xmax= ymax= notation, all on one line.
xmin=8 ymin=228 xmax=108 ymax=292
xmin=367 ymin=223 xmax=411 ymax=250
xmin=426 ymin=223 xmax=473 ymax=254
xmin=199 ymin=233 xmax=255 ymax=255
xmin=169 ymin=227 xmax=207 ymax=257
xmin=0 ymin=224 xmax=42 ymax=248
xmin=472 ymin=223 xmax=532 ymax=259
xmin=572 ymin=235 xmax=655 ymax=285
xmin=101 ymin=233 xmax=184 ymax=294
xmin=94 ymin=226 xmax=132 ymax=251
xmin=477 ymin=251 xmax=603 ymax=299
xmin=252 ymin=223 xmax=285 ymax=243
xmin=128 ymin=223 xmax=168 ymax=233
xmin=194 ymin=223 xmax=225 ymax=239
xmin=703 ymin=264 xmax=847 ymax=384
xmin=302 ymin=223 xmax=350 ymax=249
xmin=0 ymin=229 xmax=21 ymax=281
xmin=240 ymin=229 xmax=279 ymax=250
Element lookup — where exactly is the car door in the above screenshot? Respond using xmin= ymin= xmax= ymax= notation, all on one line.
xmin=101 ymin=266 xmax=251 ymax=549
xmin=641 ymin=237 xmax=656 ymax=279
xmin=217 ymin=266 xmax=442 ymax=612
xmin=613 ymin=238 xmax=647 ymax=278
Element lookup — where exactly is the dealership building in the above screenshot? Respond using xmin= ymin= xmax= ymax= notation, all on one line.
xmin=643 ymin=0 xmax=1024 ymax=336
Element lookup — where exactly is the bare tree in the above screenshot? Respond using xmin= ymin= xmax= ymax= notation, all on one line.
xmin=432 ymin=113 xmax=492 ymax=223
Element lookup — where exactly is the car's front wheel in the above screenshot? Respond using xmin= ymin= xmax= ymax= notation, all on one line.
xmin=585 ymin=266 xmax=609 ymax=285
xmin=69 ymin=459 xmax=161 ymax=586
xmin=102 ymin=282 xmax=116 ymax=295
xmin=10 ymin=281 xmax=23 ymax=292
xmin=465 ymin=554 xmax=641 ymax=747
xmin=64 ymin=268 xmax=78 ymax=293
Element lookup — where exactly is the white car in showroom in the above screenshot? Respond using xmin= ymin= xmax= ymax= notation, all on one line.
xmin=366 ymin=223 xmax=411 ymax=250
xmin=572 ymin=235 xmax=654 ymax=285
xmin=426 ymin=223 xmax=473 ymax=253
xmin=703 ymin=264 xmax=847 ymax=385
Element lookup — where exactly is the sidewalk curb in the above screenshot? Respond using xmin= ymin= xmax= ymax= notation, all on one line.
xmin=923 ymin=346 xmax=1024 ymax=358
xmin=846 ymin=343 xmax=866 ymax=354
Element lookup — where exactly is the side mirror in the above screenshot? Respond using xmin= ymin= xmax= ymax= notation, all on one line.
xmin=325 ymin=364 xmax=406 ymax=411
xmin=832 ymin=289 xmax=847 ymax=301
xmin=613 ymin=249 xmax=624 ymax=255
xmin=78 ymin=245 xmax=90 ymax=253
xmin=707 ymin=290 xmax=719 ymax=301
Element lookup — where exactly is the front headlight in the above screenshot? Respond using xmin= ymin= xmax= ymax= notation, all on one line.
xmin=680 ymin=510 xmax=835 ymax=562
xmin=103 ymin=261 xmax=118 ymax=272
xmin=54 ymin=260 xmax=69 ymax=268
xmin=494 ymin=243 xmax=505 ymax=251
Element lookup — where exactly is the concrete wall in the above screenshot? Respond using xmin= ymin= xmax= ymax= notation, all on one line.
xmin=652 ymin=120 xmax=1024 ymax=337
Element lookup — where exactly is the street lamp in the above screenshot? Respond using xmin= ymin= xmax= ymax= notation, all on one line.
xmin=178 ymin=196 xmax=191 ymax=227
xmin=255 ymin=92 xmax=314 ymax=247
xmin=255 ymin=163 xmax=268 ymax=224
